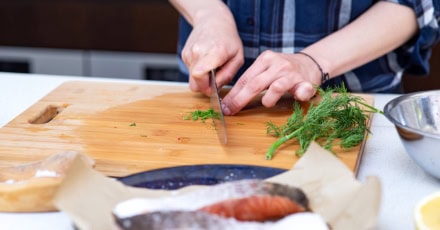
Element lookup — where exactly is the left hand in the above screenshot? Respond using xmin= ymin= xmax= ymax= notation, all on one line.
xmin=221 ymin=50 xmax=322 ymax=115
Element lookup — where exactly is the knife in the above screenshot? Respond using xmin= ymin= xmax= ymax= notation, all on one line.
xmin=209 ymin=70 xmax=228 ymax=145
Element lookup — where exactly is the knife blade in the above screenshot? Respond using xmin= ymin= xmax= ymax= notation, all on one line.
xmin=209 ymin=70 xmax=228 ymax=145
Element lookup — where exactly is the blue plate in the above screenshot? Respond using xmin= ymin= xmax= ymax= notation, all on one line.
xmin=118 ymin=164 xmax=286 ymax=190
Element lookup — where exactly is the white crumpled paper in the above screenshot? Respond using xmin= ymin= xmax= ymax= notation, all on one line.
xmin=53 ymin=142 xmax=381 ymax=230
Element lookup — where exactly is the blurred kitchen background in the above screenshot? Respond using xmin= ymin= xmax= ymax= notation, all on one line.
xmin=0 ymin=1 xmax=180 ymax=81
xmin=0 ymin=1 xmax=438 ymax=92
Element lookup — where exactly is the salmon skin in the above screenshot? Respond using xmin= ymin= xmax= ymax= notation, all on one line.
xmin=113 ymin=180 xmax=317 ymax=229
xmin=115 ymin=210 xmax=329 ymax=230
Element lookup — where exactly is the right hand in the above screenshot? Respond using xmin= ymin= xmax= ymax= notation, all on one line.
xmin=181 ymin=7 xmax=244 ymax=96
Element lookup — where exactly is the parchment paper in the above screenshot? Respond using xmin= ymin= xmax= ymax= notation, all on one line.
xmin=53 ymin=142 xmax=381 ymax=230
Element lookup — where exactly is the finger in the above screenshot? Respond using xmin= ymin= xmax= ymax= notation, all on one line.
xmin=262 ymin=76 xmax=294 ymax=108
xmin=289 ymin=81 xmax=316 ymax=101
xmin=181 ymin=46 xmax=193 ymax=70
xmin=184 ymin=44 xmax=203 ymax=93
xmin=222 ymin=51 xmax=271 ymax=101
xmin=191 ymin=43 xmax=232 ymax=76
xmin=183 ymin=41 xmax=217 ymax=77
xmin=189 ymin=71 xmax=211 ymax=96
xmin=215 ymin=53 xmax=244 ymax=88
xmin=221 ymin=71 xmax=271 ymax=115
xmin=188 ymin=53 xmax=223 ymax=96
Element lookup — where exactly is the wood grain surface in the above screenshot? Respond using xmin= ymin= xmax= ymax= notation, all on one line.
xmin=0 ymin=81 xmax=375 ymax=177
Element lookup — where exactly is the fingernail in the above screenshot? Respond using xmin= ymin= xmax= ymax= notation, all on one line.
xmin=221 ymin=103 xmax=231 ymax=116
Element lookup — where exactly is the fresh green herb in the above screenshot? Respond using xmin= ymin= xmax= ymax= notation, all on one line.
xmin=183 ymin=108 xmax=221 ymax=122
xmin=265 ymin=85 xmax=383 ymax=160
xmin=129 ymin=122 xmax=136 ymax=127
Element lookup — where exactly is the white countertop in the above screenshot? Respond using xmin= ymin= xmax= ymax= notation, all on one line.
xmin=0 ymin=72 xmax=438 ymax=230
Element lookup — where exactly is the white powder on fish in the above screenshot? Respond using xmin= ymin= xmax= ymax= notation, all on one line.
xmin=34 ymin=170 xmax=59 ymax=178
xmin=3 ymin=179 xmax=15 ymax=184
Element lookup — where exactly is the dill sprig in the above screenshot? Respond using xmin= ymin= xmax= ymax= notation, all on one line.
xmin=265 ymin=85 xmax=383 ymax=160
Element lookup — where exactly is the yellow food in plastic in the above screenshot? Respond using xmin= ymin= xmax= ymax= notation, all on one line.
xmin=415 ymin=191 xmax=440 ymax=230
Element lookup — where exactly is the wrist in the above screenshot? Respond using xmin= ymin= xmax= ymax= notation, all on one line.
xmin=192 ymin=1 xmax=235 ymax=26
xmin=296 ymin=52 xmax=329 ymax=85
xmin=300 ymin=47 xmax=333 ymax=81
xmin=170 ymin=0 xmax=234 ymax=26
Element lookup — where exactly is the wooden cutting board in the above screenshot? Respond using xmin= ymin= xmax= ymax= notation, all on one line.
xmin=0 ymin=81 xmax=374 ymax=177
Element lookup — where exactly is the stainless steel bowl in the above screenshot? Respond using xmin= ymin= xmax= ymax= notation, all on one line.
xmin=384 ymin=90 xmax=440 ymax=179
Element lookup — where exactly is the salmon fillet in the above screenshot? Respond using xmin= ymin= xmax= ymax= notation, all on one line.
xmin=113 ymin=179 xmax=321 ymax=229
xmin=113 ymin=179 xmax=309 ymax=219
xmin=199 ymin=194 xmax=306 ymax=221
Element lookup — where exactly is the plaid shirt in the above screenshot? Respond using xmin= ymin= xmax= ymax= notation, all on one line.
xmin=177 ymin=0 xmax=440 ymax=93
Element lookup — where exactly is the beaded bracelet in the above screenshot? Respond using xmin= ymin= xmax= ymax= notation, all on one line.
xmin=297 ymin=51 xmax=330 ymax=84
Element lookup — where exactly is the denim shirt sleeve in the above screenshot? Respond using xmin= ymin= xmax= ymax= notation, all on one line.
xmin=384 ymin=0 xmax=440 ymax=74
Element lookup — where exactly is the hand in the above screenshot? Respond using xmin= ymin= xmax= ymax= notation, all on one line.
xmin=221 ymin=51 xmax=322 ymax=115
xmin=181 ymin=9 xmax=244 ymax=96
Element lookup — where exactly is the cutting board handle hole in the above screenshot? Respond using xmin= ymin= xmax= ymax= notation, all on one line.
xmin=28 ymin=104 xmax=68 ymax=124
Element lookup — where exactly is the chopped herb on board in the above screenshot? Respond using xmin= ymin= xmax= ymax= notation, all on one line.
xmin=183 ymin=108 xmax=220 ymax=122
xmin=129 ymin=122 xmax=136 ymax=127
xmin=265 ymin=85 xmax=383 ymax=160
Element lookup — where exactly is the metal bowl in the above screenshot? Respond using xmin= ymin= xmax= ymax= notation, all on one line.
xmin=384 ymin=90 xmax=440 ymax=179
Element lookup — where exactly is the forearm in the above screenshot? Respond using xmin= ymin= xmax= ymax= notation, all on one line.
xmin=169 ymin=0 xmax=234 ymax=26
xmin=303 ymin=1 xmax=418 ymax=79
